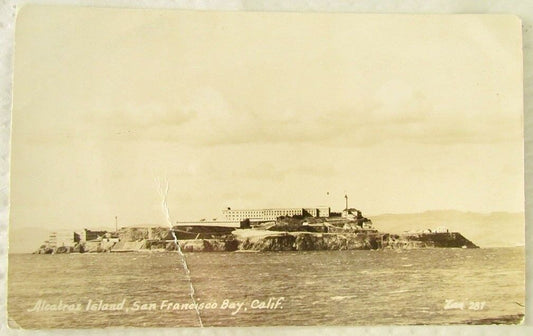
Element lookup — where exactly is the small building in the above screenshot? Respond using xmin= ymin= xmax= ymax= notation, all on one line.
xmin=48 ymin=231 xmax=78 ymax=248
xmin=81 ymin=229 xmax=108 ymax=242
xmin=342 ymin=208 xmax=362 ymax=220
xmin=303 ymin=207 xmax=330 ymax=218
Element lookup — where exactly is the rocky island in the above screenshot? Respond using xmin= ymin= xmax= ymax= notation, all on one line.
xmin=34 ymin=200 xmax=478 ymax=254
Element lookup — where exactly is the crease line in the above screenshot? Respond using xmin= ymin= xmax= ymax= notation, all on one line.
xmin=156 ymin=177 xmax=204 ymax=328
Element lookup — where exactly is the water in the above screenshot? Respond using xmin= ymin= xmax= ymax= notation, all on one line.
xmin=8 ymin=247 xmax=525 ymax=328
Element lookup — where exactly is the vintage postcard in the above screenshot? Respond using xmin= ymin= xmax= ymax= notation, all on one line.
xmin=7 ymin=6 xmax=525 ymax=328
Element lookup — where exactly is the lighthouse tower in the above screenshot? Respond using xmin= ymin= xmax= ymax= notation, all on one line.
xmin=344 ymin=194 xmax=349 ymax=210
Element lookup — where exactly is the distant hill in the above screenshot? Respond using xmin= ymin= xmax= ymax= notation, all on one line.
xmin=370 ymin=210 xmax=524 ymax=248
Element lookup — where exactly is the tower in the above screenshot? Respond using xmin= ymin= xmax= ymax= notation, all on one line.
xmin=345 ymin=194 xmax=348 ymax=210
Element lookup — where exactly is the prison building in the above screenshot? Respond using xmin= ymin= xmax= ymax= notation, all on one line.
xmin=222 ymin=207 xmax=330 ymax=222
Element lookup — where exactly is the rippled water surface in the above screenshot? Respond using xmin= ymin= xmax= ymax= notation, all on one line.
xmin=8 ymin=247 xmax=524 ymax=328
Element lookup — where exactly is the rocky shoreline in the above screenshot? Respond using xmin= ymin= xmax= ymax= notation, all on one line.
xmin=34 ymin=228 xmax=478 ymax=254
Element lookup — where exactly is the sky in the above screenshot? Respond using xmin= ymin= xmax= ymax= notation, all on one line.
xmin=10 ymin=7 xmax=524 ymax=232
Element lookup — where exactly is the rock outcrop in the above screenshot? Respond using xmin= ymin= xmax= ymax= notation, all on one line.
xmin=235 ymin=230 xmax=383 ymax=251
xmin=382 ymin=232 xmax=479 ymax=249
xmin=34 ymin=222 xmax=479 ymax=253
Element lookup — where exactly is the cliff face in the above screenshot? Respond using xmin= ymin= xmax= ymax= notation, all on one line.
xmin=34 ymin=226 xmax=479 ymax=253
xmin=233 ymin=230 xmax=478 ymax=251
xmin=117 ymin=227 xmax=173 ymax=241
xmin=238 ymin=232 xmax=382 ymax=251
xmin=382 ymin=232 xmax=479 ymax=249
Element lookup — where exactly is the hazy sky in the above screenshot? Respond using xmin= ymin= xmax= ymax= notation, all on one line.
xmin=10 ymin=7 xmax=523 ymax=231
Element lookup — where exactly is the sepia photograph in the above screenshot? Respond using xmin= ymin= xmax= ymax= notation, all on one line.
xmin=7 ymin=6 xmax=525 ymax=328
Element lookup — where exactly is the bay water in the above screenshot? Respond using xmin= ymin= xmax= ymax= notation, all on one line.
xmin=7 ymin=247 xmax=524 ymax=328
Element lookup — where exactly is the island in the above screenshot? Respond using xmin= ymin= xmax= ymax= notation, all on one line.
xmin=34 ymin=197 xmax=478 ymax=254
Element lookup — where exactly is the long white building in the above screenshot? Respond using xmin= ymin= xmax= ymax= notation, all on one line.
xmin=222 ymin=206 xmax=330 ymax=222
